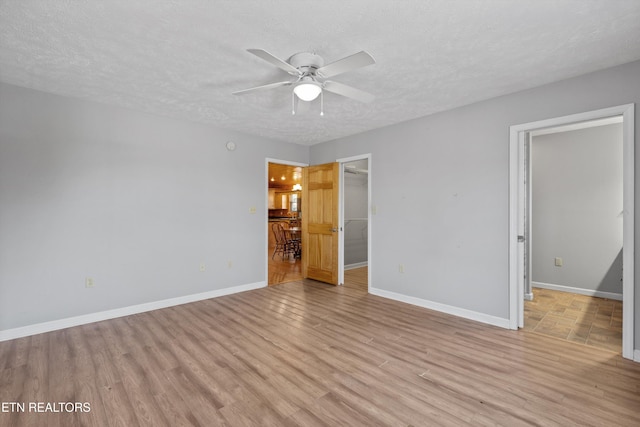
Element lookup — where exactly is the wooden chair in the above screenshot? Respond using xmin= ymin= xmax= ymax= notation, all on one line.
xmin=285 ymin=225 xmax=301 ymax=258
xmin=272 ymin=223 xmax=294 ymax=260
xmin=289 ymin=219 xmax=301 ymax=228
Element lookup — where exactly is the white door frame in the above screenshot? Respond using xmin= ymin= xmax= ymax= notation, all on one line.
xmin=337 ymin=153 xmax=372 ymax=291
xmin=508 ymin=104 xmax=635 ymax=360
xmin=265 ymin=158 xmax=308 ymax=284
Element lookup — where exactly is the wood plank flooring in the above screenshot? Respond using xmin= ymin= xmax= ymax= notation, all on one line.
xmin=268 ymin=240 xmax=302 ymax=286
xmin=268 ymin=255 xmax=302 ymax=286
xmin=344 ymin=266 xmax=367 ymax=290
xmin=2 ymin=268 xmax=640 ymax=426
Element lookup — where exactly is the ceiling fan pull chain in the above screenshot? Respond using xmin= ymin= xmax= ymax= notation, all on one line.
xmin=292 ymin=90 xmax=296 ymax=115
xmin=320 ymin=91 xmax=324 ymax=116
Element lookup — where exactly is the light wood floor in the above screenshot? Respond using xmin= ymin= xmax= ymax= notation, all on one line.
xmin=268 ymin=244 xmax=302 ymax=286
xmin=524 ymin=287 xmax=623 ymax=353
xmin=343 ymin=266 xmax=367 ymax=290
xmin=2 ymin=268 xmax=640 ymax=426
xmin=268 ymin=255 xmax=302 ymax=286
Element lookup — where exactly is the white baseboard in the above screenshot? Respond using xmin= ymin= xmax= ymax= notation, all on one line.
xmin=0 ymin=281 xmax=266 ymax=342
xmin=635 ymin=349 xmax=640 ymax=363
xmin=531 ymin=281 xmax=623 ymax=301
xmin=345 ymin=261 xmax=368 ymax=270
xmin=369 ymin=287 xmax=510 ymax=329
xmin=524 ymin=293 xmax=534 ymax=301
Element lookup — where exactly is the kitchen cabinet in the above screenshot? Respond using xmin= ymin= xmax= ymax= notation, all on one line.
xmin=268 ymin=189 xmax=276 ymax=209
xmin=275 ymin=192 xmax=288 ymax=209
xmin=272 ymin=191 xmax=301 ymax=210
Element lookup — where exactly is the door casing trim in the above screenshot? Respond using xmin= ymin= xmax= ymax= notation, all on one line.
xmin=337 ymin=153 xmax=372 ymax=291
xmin=508 ymin=104 xmax=635 ymax=360
xmin=265 ymin=158 xmax=308 ymax=285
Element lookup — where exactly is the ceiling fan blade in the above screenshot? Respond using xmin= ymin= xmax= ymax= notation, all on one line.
xmin=316 ymin=51 xmax=375 ymax=78
xmin=246 ymin=49 xmax=301 ymax=75
xmin=232 ymin=81 xmax=292 ymax=95
xmin=323 ymin=81 xmax=374 ymax=103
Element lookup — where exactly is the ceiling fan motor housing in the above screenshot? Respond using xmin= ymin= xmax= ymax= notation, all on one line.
xmin=288 ymin=52 xmax=324 ymax=75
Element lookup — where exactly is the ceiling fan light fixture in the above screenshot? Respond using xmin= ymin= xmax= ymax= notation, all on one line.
xmin=235 ymin=49 xmax=375 ymax=113
xmin=293 ymin=80 xmax=322 ymax=101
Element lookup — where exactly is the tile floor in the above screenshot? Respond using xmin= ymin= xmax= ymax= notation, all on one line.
xmin=524 ymin=287 xmax=622 ymax=353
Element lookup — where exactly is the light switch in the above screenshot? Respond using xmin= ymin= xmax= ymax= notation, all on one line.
xmin=555 ymin=257 xmax=563 ymax=267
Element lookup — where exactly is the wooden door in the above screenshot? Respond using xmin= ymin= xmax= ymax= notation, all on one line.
xmin=302 ymin=162 xmax=339 ymax=285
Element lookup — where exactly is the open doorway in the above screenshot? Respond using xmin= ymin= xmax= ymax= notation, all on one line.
xmin=509 ymin=104 xmax=635 ymax=360
xmin=266 ymin=156 xmax=371 ymax=289
xmin=523 ymin=118 xmax=623 ymax=353
xmin=339 ymin=154 xmax=371 ymax=291
xmin=267 ymin=160 xmax=306 ymax=286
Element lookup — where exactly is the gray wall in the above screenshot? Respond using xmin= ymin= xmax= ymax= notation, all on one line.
xmin=310 ymin=60 xmax=640 ymax=346
xmin=531 ymin=124 xmax=623 ymax=295
xmin=2 ymin=59 xmax=640 ymax=351
xmin=344 ymin=160 xmax=368 ymax=266
xmin=0 ymin=82 xmax=308 ymax=330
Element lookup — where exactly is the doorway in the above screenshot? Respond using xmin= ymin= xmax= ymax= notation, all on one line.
xmin=266 ymin=156 xmax=371 ymax=289
xmin=338 ymin=154 xmax=371 ymax=290
xmin=524 ymin=119 xmax=623 ymax=352
xmin=509 ymin=104 xmax=635 ymax=360
xmin=266 ymin=159 xmax=307 ymax=286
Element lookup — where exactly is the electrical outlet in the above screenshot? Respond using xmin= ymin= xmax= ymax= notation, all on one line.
xmin=398 ymin=264 xmax=404 ymax=273
xmin=249 ymin=206 xmax=257 ymax=214
xmin=199 ymin=263 xmax=206 ymax=272
xmin=85 ymin=277 xmax=95 ymax=288
xmin=555 ymin=257 xmax=563 ymax=267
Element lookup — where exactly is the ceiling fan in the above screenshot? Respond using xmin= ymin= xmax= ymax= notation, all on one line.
xmin=233 ymin=49 xmax=376 ymax=115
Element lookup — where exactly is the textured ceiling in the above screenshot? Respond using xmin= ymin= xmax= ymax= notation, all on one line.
xmin=1 ymin=1 xmax=640 ymax=145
